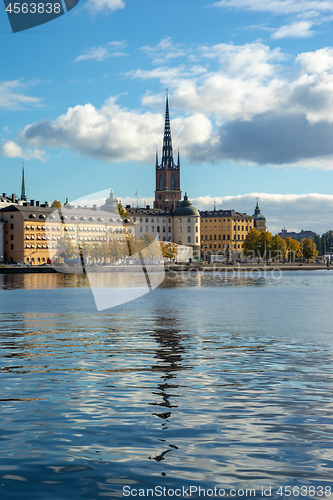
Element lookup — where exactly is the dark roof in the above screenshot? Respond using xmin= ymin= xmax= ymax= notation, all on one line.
xmin=173 ymin=194 xmax=199 ymax=217
xmin=127 ymin=207 xmax=171 ymax=216
xmin=0 ymin=204 xmax=134 ymax=225
xmin=200 ymin=209 xmax=253 ymax=219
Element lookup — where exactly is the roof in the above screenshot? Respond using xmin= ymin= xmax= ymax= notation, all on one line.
xmin=127 ymin=207 xmax=171 ymax=216
xmin=173 ymin=194 xmax=199 ymax=217
xmin=200 ymin=209 xmax=253 ymax=220
xmin=0 ymin=204 xmax=134 ymax=226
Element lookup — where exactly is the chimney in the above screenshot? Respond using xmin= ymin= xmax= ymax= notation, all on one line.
xmin=11 ymin=194 xmax=16 ymax=203
xmin=146 ymin=205 xmax=150 ymax=209
xmin=2 ymin=193 xmax=6 ymax=198
xmin=93 ymin=204 xmax=97 ymax=211
xmin=36 ymin=201 xmax=40 ymax=207
xmin=45 ymin=202 xmax=49 ymax=207
xmin=30 ymin=200 xmax=35 ymax=206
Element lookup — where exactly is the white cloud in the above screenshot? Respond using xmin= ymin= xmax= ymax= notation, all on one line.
xmin=1 ymin=140 xmax=46 ymax=162
xmin=113 ymin=193 xmax=333 ymax=234
xmin=0 ymin=80 xmax=41 ymax=110
xmin=271 ymin=20 xmax=315 ymax=39
xmin=18 ymin=97 xmax=215 ymax=163
xmin=75 ymin=41 xmax=128 ymax=62
xmin=85 ymin=0 xmax=124 ymax=13
xmin=212 ymin=0 xmax=333 ymax=16
xmin=191 ymin=192 xmax=333 ymax=233
xmin=140 ymin=38 xmax=187 ymax=64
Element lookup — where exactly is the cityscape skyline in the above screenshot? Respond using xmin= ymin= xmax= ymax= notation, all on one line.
xmin=2 ymin=0 xmax=333 ymax=233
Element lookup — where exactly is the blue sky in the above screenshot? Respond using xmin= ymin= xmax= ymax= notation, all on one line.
xmin=2 ymin=0 xmax=333 ymax=232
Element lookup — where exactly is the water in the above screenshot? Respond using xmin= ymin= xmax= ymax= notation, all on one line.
xmin=0 ymin=271 xmax=333 ymax=499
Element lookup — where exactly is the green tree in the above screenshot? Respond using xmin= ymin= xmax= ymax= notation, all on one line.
xmin=243 ymin=228 xmax=261 ymax=257
xmin=301 ymin=238 xmax=318 ymax=261
xmin=51 ymin=200 xmax=62 ymax=208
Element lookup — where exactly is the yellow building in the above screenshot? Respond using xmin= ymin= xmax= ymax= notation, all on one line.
xmin=200 ymin=209 xmax=254 ymax=260
xmin=0 ymin=202 xmax=134 ymax=265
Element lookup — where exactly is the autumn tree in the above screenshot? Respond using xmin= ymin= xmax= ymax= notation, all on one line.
xmin=301 ymin=238 xmax=318 ymax=261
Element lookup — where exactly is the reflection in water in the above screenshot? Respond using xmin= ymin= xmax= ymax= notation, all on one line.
xmin=0 ymin=273 xmax=333 ymax=498
xmin=148 ymin=316 xmax=187 ymax=470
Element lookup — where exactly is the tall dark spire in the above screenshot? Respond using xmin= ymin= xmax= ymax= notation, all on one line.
xmin=161 ymin=90 xmax=175 ymax=169
xmin=21 ymin=162 xmax=27 ymax=202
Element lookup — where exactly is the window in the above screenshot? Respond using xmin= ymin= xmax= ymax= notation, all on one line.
xmin=10 ymin=235 xmax=13 ymax=241
xmin=223 ymin=235 xmax=225 ymax=240
xmin=163 ymin=227 xmax=166 ymax=232
xmin=178 ymin=218 xmax=181 ymax=223
xmin=10 ymin=224 xmax=13 ymax=229
xmin=188 ymin=236 xmax=191 ymax=243
xmin=188 ymin=226 xmax=191 ymax=232
xmin=210 ymin=235 xmax=212 ymax=240
xmin=179 ymin=227 xmax=182 ymax=233
xmin=205 ymin=235 xmax=207 ymax=240
xmin=146 ymin=218 xmax=148 ymax=223
xmin=157 ymin=218 xmax=160 ymax=223
xmin=10 ymin=244 xmax=14 ymax=250
xmin=146 ymin=226 xmax=148 ymax=232
xmin=159 ymin=174 xmax=163 ymax=190
xmin=170 ymin=174 xmax=175 ymax=190
xmin=133 ymin=217 xmax=136 ymax=222
xmin=157 ymin=226 xmax=160 ymax=233
xmin=168 ymin=227 xmax=171 ymax=232
xmin=196 ymin=226 xmax=198 ymax=232
xmin=152 ymin=226 xmax=154 ymax=232
xmin=140 ymin=226 xmax=143 ymax=232
xmin=187 ymin=218 xmax=191 ymax=223
xmin=218 ymin=235 xmax=221 ymax=240
xmin=196 ymin=237 xmax=198 ymax=243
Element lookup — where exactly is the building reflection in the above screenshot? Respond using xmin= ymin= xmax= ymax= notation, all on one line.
xmin=148 ymin=315 xmax=189 ymax=472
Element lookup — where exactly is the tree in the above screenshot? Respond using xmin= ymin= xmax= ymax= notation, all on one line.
xmin=51 ymin=200 xmax=62 ymax=208
xmin=301 ymin=238 xmax=318 ymax=261
xmin=117 ymin=202 xmax=129 ymax=217
xmin=57 ymin=237 xmax=77 ymax=258
xmin=285 ymin=237 xmax=300 ymax=262
xmin=243 ymin=228 xmax=261 ymax=257
xmin=161 ymin=242 xmax=177 ymax=260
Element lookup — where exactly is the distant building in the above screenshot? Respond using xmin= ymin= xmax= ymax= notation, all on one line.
xmin=173 ymin=194 xmax=200 ymax=255
xmin=0 ymin=220 xmax=4 ymax=263
xmin=278 ymin=228 xmax=316 ymax=242
xmin=252 ymin=200 xmax=266 ymax=232
xmin=0 ymin=201 xmax=134 ymax=265
xmin=153 ymin=93 xmax=181 ymax=211
xmin=200 ymin=210 xmax=254 ymax=259
xmin=126 ymin=94 xmax=200 ymax=257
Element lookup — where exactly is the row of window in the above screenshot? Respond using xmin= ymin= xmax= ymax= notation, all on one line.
xmin=139 ymin=226 xmax=171 ymax=233
xmin=203 ymin=225 xmax=252 ymax=232
xmin=201 ymin=243 xmax=243 ymax=249
xmin=201 ymin=234 xmax=245 ymax=241
xmin=202 ymin=218 xmax=250 ymax=224
xmin=178 ymin=236 xmax=199 ymax=244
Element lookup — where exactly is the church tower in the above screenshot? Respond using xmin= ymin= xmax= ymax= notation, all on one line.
xmin=20 ymin=163 xmax=27 ymax=202
xmin=154 ymin=92 xmax=181 ymax=210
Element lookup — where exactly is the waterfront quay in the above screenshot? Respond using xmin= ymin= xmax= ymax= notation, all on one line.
xmin=0 ymin=262 xmax=330 ymax=274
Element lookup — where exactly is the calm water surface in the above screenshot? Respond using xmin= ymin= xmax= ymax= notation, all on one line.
xmin=0 ymin=271 xmax=333 ymax=499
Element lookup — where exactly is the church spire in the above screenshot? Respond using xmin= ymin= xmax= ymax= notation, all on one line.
xmin=21 ymin=162 xmax=27 ymax=201
xmin=161 ymin=90 xmax=175 ymax=169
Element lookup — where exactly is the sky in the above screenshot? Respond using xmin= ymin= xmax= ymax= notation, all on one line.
xmin=2 ymin=0 xmax=333 ymax=233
